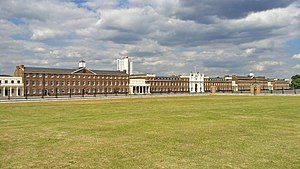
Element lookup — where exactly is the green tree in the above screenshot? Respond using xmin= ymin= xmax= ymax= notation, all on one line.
xmin=291 ymin=74 xmax=300 ymax=88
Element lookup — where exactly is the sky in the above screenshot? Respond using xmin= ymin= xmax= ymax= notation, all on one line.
xmin=0 ymin=0 xmax=300 ymax=78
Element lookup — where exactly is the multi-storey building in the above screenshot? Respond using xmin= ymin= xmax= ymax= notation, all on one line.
xmin=14 ymin=61 xmax=129 ymax=96
xmin=0 ymin=75 xmax=24 ymax=97
xmin=204 ymin=76 xmax=232 ymax=92
xmin=117 ymin=56 xmax=133 ymax=75
xmin=182 ymin=72 xmax=205 ymax=93
xmin=270 ymin=79 xmax=290 ymax=90
xmin=231 ymin=74 xmax=269 ymax=91
xmin=130 ymin=74 xmax=190 ymax=94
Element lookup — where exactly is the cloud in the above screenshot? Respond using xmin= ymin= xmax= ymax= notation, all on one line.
xmin=293 ymin=64 xmax=300 ymax=69
xmin=254 ymin=61 xmax=283 ymax=71
xmin=0 ymin=0 xmax=299 ymax=79
xmin=292 ymin=54 xmax=300 ymax=59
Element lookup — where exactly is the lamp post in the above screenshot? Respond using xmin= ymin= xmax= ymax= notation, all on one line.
xmin=25 ymin=88 xmax=27 ymax=99
xmin=55 ymin=88 xmax=58 ymax=98
xmin=42 ymin=73 xmax=45 ymax=99
xmin=69 ymin=88 xmax=71 ymax=98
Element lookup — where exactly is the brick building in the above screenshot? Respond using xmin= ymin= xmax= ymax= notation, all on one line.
xmin=14 ymin=61 xmax=129 ymax=96
xmin=130 ymin=74 xmax=190 ymax=93
xmin=204 ymin=76 xmax=232 ymax=92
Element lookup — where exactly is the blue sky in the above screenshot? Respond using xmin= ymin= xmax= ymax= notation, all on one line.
xmin=0 ymin=0 xmax=300 ymax=78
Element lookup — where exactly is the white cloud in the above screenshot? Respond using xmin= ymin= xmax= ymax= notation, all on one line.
xmin=292 ymin=54 xmax=300 ymax=59
xmin=254 ymin=61 xmax=283 ymax=71
xmin=293 ymin=64 xmax=300 ymax=69
xmin=0 ymin=0 xmax=299 ymax=79
xmin=245 ymin=48 xmax=256 ymax=55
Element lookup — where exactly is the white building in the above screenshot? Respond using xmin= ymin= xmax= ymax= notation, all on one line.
xmin=129 ymin=79 xmax=151 ymax=94
xmin=182 ymin=72 xmax=205 ymax=93
xmin=225 ymin=76 xmax=238 ymax=91
xmin=117 ymin=56 xmax=133 ymax=75
xmin=0 ymin=75 xmax=24 ymax=97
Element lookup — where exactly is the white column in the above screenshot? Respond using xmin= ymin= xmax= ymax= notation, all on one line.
xmin=148 ymin=86 xmax=151 ymax=94
xmin=141 ymin=86 xmax=144 ymax=94
xmin=9 ymin=87 xmax=12 ymax=97
xmin=16 ymin=87 xmax=19 ymax=96
xmin=21 ymin=87 xmax=24 ymax=96
xmin=2 ymin=87 xmax=5 ymax=96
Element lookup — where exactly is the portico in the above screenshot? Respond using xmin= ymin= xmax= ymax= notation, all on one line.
xmin=0 ymin=76 xmax=24 ymax=97
xmin=129 ymin=79 xmax=150 ymax=94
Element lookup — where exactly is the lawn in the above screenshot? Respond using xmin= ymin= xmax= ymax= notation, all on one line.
xmin=0 ymin=96 xmax=299 ymax=168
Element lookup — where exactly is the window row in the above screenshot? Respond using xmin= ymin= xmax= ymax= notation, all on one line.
xmin=26 ymin=80 xmax=128 ymax=87
xmin=25 ymin=73 xmax=128 ymax=80
xmin=0 ymin=80 xmax=21 ymax=84
xmin=26 ymin=88 xmax=128 ymax=95
xmin=150 ymin=82 xmax=188 ymax=86
xmin=151 ymin=88 xmax=189 ymax=92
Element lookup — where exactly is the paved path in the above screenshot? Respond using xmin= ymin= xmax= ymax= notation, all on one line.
xmin=0 ymin=93 xmax=299 ymax=103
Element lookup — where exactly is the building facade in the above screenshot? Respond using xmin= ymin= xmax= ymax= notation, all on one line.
xmin=0 ymin=75 xmax=24 ymax=97
xmin=129 ymin=79 xmax=151 ymax=94
xmin=182 ymin=72 xmax=205 ymax=93
xmin=204 ymin=76 xmax=232 ymax=92
xmin=15 ymin=62 xmax=129 ymax=96
xmin=130 ymin=74 xmax=190 ymax=94
xmin=117 ymin=56 xmax=133 ymax=75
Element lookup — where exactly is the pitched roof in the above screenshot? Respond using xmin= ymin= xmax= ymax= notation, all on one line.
xmin=24 ymin=67 xmax=127 ymax=75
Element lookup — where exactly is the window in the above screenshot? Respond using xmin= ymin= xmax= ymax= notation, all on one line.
xmin=67 ymin=81 xmax=70 ymax=86
xmin=51 ymin=81 xmax=54 ymax=86
xmin=17 ymin=80 xmax=20 ymax=84
xmin=45 ymin=81 xmax=48 ymax=86
xmin=73 ymin=81 xmax=75 ymax=86
xmin=62 ymin=81 xmax=65 ymax=86
xmin=5 ymin=80 xmax=8 ymax=84
xmin=39 ymin=81 xmax=42 ymax=86
xmin=0 ymin=80 xmax=1 ymax=84
xmin=56 ymin=81 xmax=59 ymax=86
xmin=88 ymin=81 xmax=90 ymax=86
xmin=32 ymin=81 xmax=36 ymax=86
xmin=11 ymin=80 xmax=14 ymax=84
xmin=39 ymin=74 xmax=42 ymax=78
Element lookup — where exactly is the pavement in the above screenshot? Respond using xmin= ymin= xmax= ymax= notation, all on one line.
xmin=0 ymin=92 xmax=299 ymax=103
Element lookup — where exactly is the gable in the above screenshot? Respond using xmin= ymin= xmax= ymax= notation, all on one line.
xmin=72 ymin=68 xmax=96 ymax=75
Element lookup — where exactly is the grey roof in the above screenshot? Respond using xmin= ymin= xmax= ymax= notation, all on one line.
xmin=24 ymin=67 xmax=127 ymax=75
xmin=0 ymin=75 xmax=12 ymax=77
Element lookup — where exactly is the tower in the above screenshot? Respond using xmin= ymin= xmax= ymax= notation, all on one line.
xmin=117 ymin=56 xmax=133 ymax=75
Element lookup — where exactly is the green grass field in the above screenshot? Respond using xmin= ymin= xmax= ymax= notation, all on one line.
xmin=0 ymin=96 xmax=299 ymax=168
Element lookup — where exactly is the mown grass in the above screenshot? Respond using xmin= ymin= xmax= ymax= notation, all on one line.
xmin=0 ymin=96 xmax=299 ymax=168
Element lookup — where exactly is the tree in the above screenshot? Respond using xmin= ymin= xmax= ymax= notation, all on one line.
xmin=291 ymin=74 xmax=300 ymax=88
